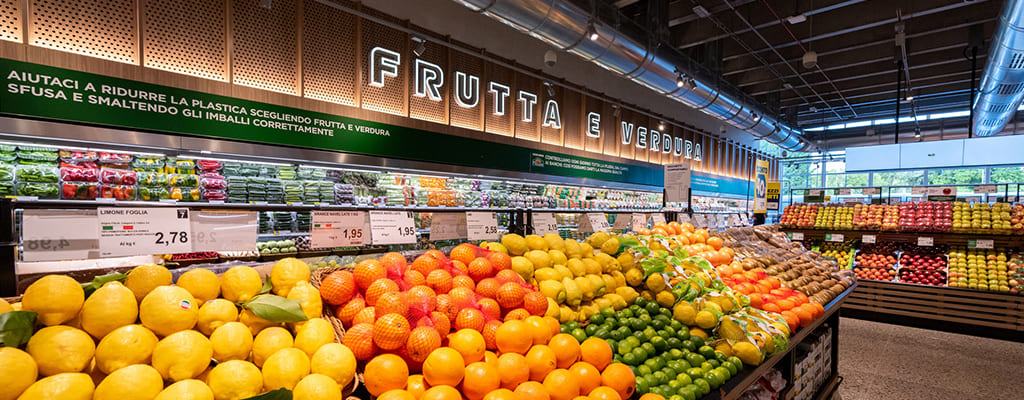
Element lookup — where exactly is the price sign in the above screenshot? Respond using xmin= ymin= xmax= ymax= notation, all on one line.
xmin=612 ymin=214 xmax=631 ymax=230
xmin=678 ymin=213 xmax=692 ymax=225
xmin=579 ymin=213 xmax=610 ymax=232
xmin=862 ymin=187 xmax=881 ymax=195
xmin=807 ymin=189 xmax=822 ymax=196
xmin=466 ymin=212 xmax=500 ymax=241
xmin=651 ymin=213 xmax=666 ymax=225
xmin=311 ymin=211 xmax=367 ymax=248
xmin=968 ymin=239 xmax=994 ymax=249
xmin=917 ymin=237 xmax=934 ymax=247
xmin=862 ymin=235 xmax=876 ymax=244
xmin=98 ymin=208 xmax=192 ymax=257
xmin=191 ymin=211 xmax=258 ymax=252
xmin=825 ymin=233 xmax=844 ymax=242
xmin=430 ymin=213 xmax=466 ymax=240
xmin=664 ymin=165 xmax=691 ymax=203
xmin=911 ymin=186 xmax=928 ymax=195
xmin=370 ymin=211 xmax=417 ymax=245
xmin=974 ymin=185 xmax=997 ymax=194
xmin=532 ymin=213 xmax=558 ymax=235
xmin=22 ymin=210 xmax=98 ymax=262
xmin=630 ymin=213 xmax=647 ymax=232
xmin=788 ymin=232 xmax=804 ymax=240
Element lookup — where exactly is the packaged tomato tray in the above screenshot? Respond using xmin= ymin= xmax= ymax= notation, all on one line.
xmin=99 ymin=168 xmax=137 ymax=185
xmin=60 ymin=165 xmax=99 ymax=182
xmin=100 ymin=184 xmax=136 ymax=200
xmin=61 ymin=182 xmax=99 ymax=200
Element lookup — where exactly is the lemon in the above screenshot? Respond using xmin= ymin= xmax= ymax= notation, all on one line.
xmin=21 ymin=275 xmax=84 ymax=326
xmin=140 ymin=285 xmax=198 ymax=337
xmin=177 ymin=268 xmax=221 ymax=306
xmin=694 ymin=310 xmax=720 ymax=330
xmin=582 ymin=258 xmax=602 ymax=275
xmin=155 ymin=379 xmax=214 ymax=400
xmin=270 ymin=258 xmax=311 ymax=297
xmin=587 ymin=232 xmax=610 ymax=248
xmin=286 ymin=281 xmax=323 ymax=323
xmin=93 ymin=364 xmax=163 ymax=400
xmin=125 ymin=264 xmax=172 ymax=302
xmin=731 ymin=341 xmax=762 ymax=365
xmin=656 ymin=291 xmax=676 ymax=308
xmin=500 ymin=233 xmax=529 ymax=256
xmin=211 ymin=322 xmax=254 ymax=362
xmin=239 ymin=309 xmax=280 ymax=336
xmin=672 ymin=303 xmax=697 ymax=325
xmin=524 ymin=250 xmax=551 ymax=270
xmin=293 ymin=318 xmax=335 ymax=357
xmin=81 ymin=281 xmax=138 ymax=339
xmin=646 ymin=274 xmax=667 ymax=293
xmin=616 ymin=253 xmax=635 ymax=269
xmin=547 ymin=249 xmax=568 ymax=266
xmin=207 ymin=360 xmax=262 ymax=400
xmin=510 ymin=256 xmax=535 ymax=282
xmin=95 ymin=324 xmax=159 ymax=375
xmin=292 ymin=374 xmax=341 ymax=400
xmin=16 ymin=373 xmax=94 ymax=400
xmin=152 ymin=330 xmax=214 ymax=382
xmin=261 ymin=347 xmax=310 ymax=390
xmin=310 ymin=343 xmax=356 ymax=388
xmin=565 ymin=259 xmax=586 ymax=277
xmin=27 ymin=325 xmax=94 ymax=376
xmin=525 ymin=234 xmax=549 ymax=251
xmin=252 ymin=327 xmax=294 ymax=368
xmin=564 ymin=239 xmax=582 ymax=259
xmin=221 ymin=266 xmax=263 ymax=303
xmin=624 ymin=268 xmax=644 ymax=287
xmin=0 ymin=347 xmax=37 ymax=400
xmin=579 ymin=242 xmax=594 ymax=258
xmin=543 ymin=233 xmax=565 ymax=251
xmin=0 ymin=297 xmax=12 ymax=315
xmin=197 ymin=299 xmax=239 ymax=336
xmin=482 ymin=242 xmax=508 ymax=253
xmin=600 ymin=237 xmax=621 ymax=255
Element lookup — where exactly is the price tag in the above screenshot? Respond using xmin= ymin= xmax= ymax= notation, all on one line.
xmin=973 ymin=185 xmax=997 ymax=194
xmin=370 ymin=211 xmax=417 ymax=245
xmin=311 ymin=211 xmax=367 ymax=248
xmin=98 ymin=208 xmax=192 ymax=257
xmin=22 ymin=210 xmax=98 ymax=262
xmin=839 ymin=188 xmax=852 ymax=195
xmin=466 ymin=212 xmax=500 ymax=241
xmin=612 ymin=214 xmax=631 ymax=230
xmin=651 ymin=213 xmax=666 ymax=225
xmin=824 ymin=233 xmax=844 ymax=242
xmin=579 ymin=213 xmax=611 ymax=232
xmin=862 ymin=234 xmax=876 ymax=244
xmin=678 ymin=213 xmax=692 ymax=225
xmin=630 ymin=213 xmax=647 ymax=232
xmin=911 ymin=186 xmax=928 ymax=195
xmin=532 ymin=213 xmax=558 ymax=235
xmin=917 ymin=237 xmax=934 ymax=247
xmin=968 ymin=239 xmax=994 ymax=249
xmin=430 ymin=213 xmax=466 ymax=241
xmin=789 ymin=232 xmax=804 ymax=240
xmin=191 ymin=211 xmax=258 ymax=252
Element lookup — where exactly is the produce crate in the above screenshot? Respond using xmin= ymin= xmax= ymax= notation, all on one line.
xmin=309 ymin=265 xmax=362 ymax=394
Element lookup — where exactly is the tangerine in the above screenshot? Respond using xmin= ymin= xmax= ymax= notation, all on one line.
xmin=476 ymin=278 xmax=501 ymax=299
xmin=793 ymin=306 xmax=814 ymax=327
xmin=380 ymin=252 xmax=409 ymax=274
xmin=377 ymin=292 xmax=410 ymax=317
xmin=421 ymin=385 xmax=462 ymax=400
xmin=412 ymin=254 xmax=443 ymax=275
xmin=407 ymin=285 xmax=438 ymax=313
xmin=426 ymin=270 xmax=454 ymax=294
xmin=319 ymin=270 xmax=357 ymax=305
xmin=543 ymin=317 xmax=561 ymax=337
xmin=580 ymin=338 xmax=613 ymax=371
xmin=523 ymin=292 xmax=549 ymax=316
xmin=353 ymin=306 xmax=376 ymax=325
xmin=495 ymin=269 xmax=525 ymax=284
xmin=450 ymin=260 xmax=469 ymax=275
xmin=335 ymin=296 xmax=365 ymax=327
xmin=343 ymin=322 xmax=378 ymax=360
xmin=496 ymin=282 xmax=526 ymax=309
xmin=569 ymin=362 xmax=602 ymax=395
xmin=543 ymin=369 xmax=580 ymax=400
xmin=496 ymin=353 xmax=530 ymax=390
xmin=366 ymin=279 xmax=400 ymax=306
xmin=525 ymin=345 xmax=557 ymax=381
xmin=504 ymin=308 xmax=530 ymax=321
xmin=549 ymin=334 xmax=582 ymax=369
xmin=425 ymin=250 xmax=448 ymax=262
xmin=365 ymin=354 xmax=410 ymax=396
xmin=495 ymin=320 xmax=532 ymax=355
xmin=482 ymin=320 xmax=503 ymax=350
xmin=418 ymin=311 xmax=451 ymax=339
xmin=468 ymin=258 xmax=495 ymax=281
xmin=706 ymin=237 xmax=724 ymax=250
xmin=405 ymin=270 xmax=427 ymax=288
xmin=486 ymin=252 xmax=512 ymax=271
xmin=374 ymin=313 xmax=412 ymax=350
xmin=354 ymin=259 xmax=387 ymax=290
xmin=423 ymin=348 xmax=465 ymax=387
xmin=435 ymin=294 xmax=458 ymax=322
xmin=478 ymin=298 xmax=502 ymax=321
xmin=407 ymin=326 xmax=443 ymax=363
xmin=599 ymin=363 xmax=635 ymax=399
xmin=638 ymin=394 xmax=666 ymax=400
xmin=455 ymin=308 xmax=486 ymax=332
xmin=448 ymin=328 xmax=486 ymax=364
xmin=515 ymin=382 xmax=550 ymax=400
xmin=453 ymin=275 xmax=476 ymax=291
xmin=450 ymin=244 xmax=478 ymax=266
xmin=462 ymin=362 xmax=501 ymax=400
xmin=379 ymin=390 xmax=417 ymax=400
xmin=448 ymin=287 xmax=478 ymax=309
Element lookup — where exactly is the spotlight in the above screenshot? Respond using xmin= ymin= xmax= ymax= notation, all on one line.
xmin=674 ymin=68 xmax=685 ymax=88
xmin=914 ymin=127 xmax=921 ymax=138
xmin=612 ymin=105 xmax=621 ymax=117
xmin=658 ymin=121 xmax=666 ymax=130
xmin=587 ymin=22 xmax=599 ymax=41
xmin=543 ymin=82 xmax=555 ymax=97
xmin=411 ymin=36 xmax=427 ymax=57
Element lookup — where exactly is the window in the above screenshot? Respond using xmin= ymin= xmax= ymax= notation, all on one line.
xmin=826 ymin=174 xmax=844 ymax=188
xmin=809 ymin=162 xmax=822 ymax=174
xmin=826 ymin=161 xmax=845 ymax=174
xmin=846 ymin=173 xmax=868 ymax=187
xmin=927 ymin=168 xmax=983 ymax=185
xmin=991 ymin=166 xmax=1024 ymax=184
xmin=873 ymin=170 xmax=924 ymax=187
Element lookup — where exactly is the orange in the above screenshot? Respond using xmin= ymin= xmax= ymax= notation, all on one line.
xmin=496 ymin=353 xmax=530 ymax=390
xmin=365 ymin=354 xmax=411 ymax=396
xmin=455 ymin=308 xmax=486 ymax=332
xmin=418 ymin=311 xmax=451 ymax=338
xmin=747 ymin=293 xmax=764 ymax=309
xmin=355 ymin=259 xmax=387 ymax=290
xmin=435 ymin=294 xmax=458 ymax=322
xmin=476 ymin=278 xmax=501 ymax=299
xmin=407 ymin=375 xmax=430 ymax=399
xmin=380 ymin=252 xmax=409 ymax=274
xmin=496 ymin=282 xmax=526 ymax=309
xmin=495 ymin=269 xmax=525 ymax=284
xmin=343 ymin=322 xmax=378 ymax=360
xmin=479 ymin=298 xmax=502 ymax=321
xmin=319 ymin=270 xmax=357 ymax=305
xmin=426 ymin=270 xmax=454 ymax=294
xmin=761 ymin=303 xmax=781 ymax=314
xmin=463 ymin=362 xmax=501 ymax=400
xmin=451 ymin=260 xmax=469 ymax=275
xmin=449 ymin=287 xmax=478 ymax=309
xmin=523 ymin=292 xmax=549 ymax=316
xmin=405 ymin=270 xmax=427 ymax=287
xmin=407 ymin=326 xmax=443 ymax=363
xmin=453 ymin=275 xmax=476 ymax=291
xmin=425 ymin=249 xmax=448 ymax=262
xmin=793 ymin=306 xmax=814 ymax=328
xmin=638 ymin=394 xmax=666 ymax=400
xmin=809 ymin=301 xmax=825 ymax=319
xmin=523 ymin=316 xmax=553 ymax=346
xmin=600 ymin=363 xmax=635 ymax=400
xmin=448 ymin=328 xmax=486 ymax=364
xmin=515 ymin=382 xmax=550 ymax=400
xmin=486 ymin=252 xmax=512 ymax=271
xmin=482 ymin=319 xmax=503 ymax=350
xmin=407 ymin=285 xmax=438 ymax=313
xmin=375 ymin=313 xmax=412 ymax=350
xmin=543 ymin=317 xmax=561 ymax=337
xmin=580 ymin=338 xmax=613 ymax=371
xmin=775 ymin=299 xmax=796 ymax=311
xmin=504 ymin=308 xmax=530 ymax=321
xmin=706 ymin=237 xmax=724 ymax=250
xmin=549 ymin=334 xmax=582 ymax=369
xmin=779 ymin=311 xmax=800 ymax=333
xmin=366 ymin=279 xmax=400 ymax=306
xmin=412 ymin=254 xmax=443 ymax=275
xmin=484 ymin=350 xmax=499 ymax=368
xmin=335 ymin=296 xmax=365 ymax=327
xmin=495 ymin=320 xmax=532 ymax=354
xmin=681 ymin=222 xmax=694 ymax=233
xmin=379 ymin=390 xmax=417 ymax=400
xmin=637 ymin=228 xmax=651 ymax=235
xmin=543 ymin=369 xmax=580 ymax=400
xmin=483 ymin=388 xmax=520 ymax=400
xmin=423 ymin=347 xmax=466 ymax=387
xmin=422 ymin=385 xmax=463 ymax=400
xmin=525 ymin=345 xmax=557 ymax=381
xmin=450 ymin=244 xmax=479 ymax=266
xmin=468 ymin=258 xmax=495 ymax=281
xmin=377 ymin=291 xmax=410 ymax=317
xmin=569 ymin=362 xmax=602 ymax=395
xmin=589 ymin=386 xmax=623 ymax=400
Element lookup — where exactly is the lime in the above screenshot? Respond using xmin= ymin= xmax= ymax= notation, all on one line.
xmin=589 ymin=313 xmax=606 ymax=325
xmin=594 ymin=328 xmax=611 ymax=340
xmin=678 ymin=385 xmax=698 ymax=400
xmin=571 ymin=328 xmax=588 ymax=343
xmin=601 ymin=307 xmax=616 ymax=318
xmin=606 ymin=339 xmax=618 ymax=354
xmin=651 ymin=371 xmax=667 ymax=385
xmin=585 ymin=324 xmax=599 ymax=337
xmin=624 ymin=336 xmax=641 ymax=349
xmin=620 ymin=309 xmax=634 ymax=319
xmin=651 ymin=336 xmax=668 ymax=352
xmin=691 ymin=336 xmax=705 ymax=348
xmin=703 ymin=370 xmax=722 ymax=389
xmin=565 ymin=321 xmax=580 ymax=331
xmin=707 ymin=359 xmax=721 ymax=368
xmin=727 ymin=356 xmax=743 ymax=372
xmin=715 ymin=351 xmax=729 ymax=362
xmin=645 ymin=302 xmax=661 ymax=315
xmin=613 ymin=354 xmax=623 ymax=364
xmin=663 ymin=325 xmax=677 ymax=337
xmin=659 ymin=307 xmax=672 ymax=318
xmin=651 ymin=319 xmax=666 ymax=331
xmin=675 ymin=372 xmax=692 ymax=386
xmin=635 ymin=297 xmax=649 ymax=308
xmin=670 ymin=320 xmax=684 ymax=331
xmin=693 ymin=378 xmax=711 ymax=396
xmin=612 ymin=327 xmax=628 ymax=341
xmin=698 ymin=345 xmax=716 ymax=359
xmin=713 ymin=366 xmax=732 ymax=381
xmin=633 ymin=330 xmax=647 ymax=341
xmin=630 ymin=318 xmax=646 ymax=331
xmin=660 ymin=367 xmax=676 ymax=381
xmin=685 ymin=353 xmax=705 ymax=367
xmin=629 ymin=304 xmax=641 ymax=313
xmin=635 ymin=377 xmax=650 ymax=395
xmin=685 ymin=367 xmax=704 ymax=382
xmin=604 ymin=318 xmax=619 ymax=329
xmin=618 ymin=343 xmax=633 ymax=356
xmin=676 ymin=328 xmax=691 ymax=341
xmin=622 ymin=352 xmax=639 ymax=366
xmin=631 ymin=347 xmax=648 ymax=361
xmin=641 ymin=343 xmax=656 ymax=356
xmin=666 ymin=337 xmax=682 ymax=350
xmin=668 ymin=348 xmax=683 ymax=360
xmin=722 ymin=360 xmax=738 ymax=376
xmin=639 ymin=313 xmax=653 ymax=325
xmin=668 ymin=379 xmax=683 ymax=391
xmin=682 ymin=340 xmax=696 ymax=352
xmin=643 ymin=327 xmax=657 ymax=341
xmin=637 ymin=364 xmax=653 ymax=377
xmin=670 ymin=395 xmax=685 ymax=400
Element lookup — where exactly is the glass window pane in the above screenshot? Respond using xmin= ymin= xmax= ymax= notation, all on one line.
xmin=873 ymin=170 xmax=924 ymax=187
xmin=826 ymin=174 xmax=844 ymax=188
xmin=826 ymin=161 xmax=845 ymax=173
xmin=806 ymin=174 xmax=822 ymax=188
xmin=927 ymin=168 xmax=983 ymax=185
xmin=846 ymin=173 xmax=868 ymax=187
xmin=991 ymin=166 xmax=1024 ymax=184
xmin=809 ymin=162 xmax=822 ymax=174
xmin=788 ymin=175 xmax=807 ymax=189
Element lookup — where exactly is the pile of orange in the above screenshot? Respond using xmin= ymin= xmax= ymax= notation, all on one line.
xmin=634 ymin=223 xmax=734 ymax=266
xmin=362 ymin=318 xmax=636 ymax=400
xmin=715 ymin=266 xmax=825 ymax=331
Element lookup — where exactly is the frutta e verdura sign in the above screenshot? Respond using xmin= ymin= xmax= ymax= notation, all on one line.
xmin=0 ymin=59 xmax=662 ymax=186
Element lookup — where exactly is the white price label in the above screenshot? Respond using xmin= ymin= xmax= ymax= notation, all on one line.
xmin=430 ymin=213 xmax=466 ymax=241
xmin=825 ymin=233 xmax=844 ymax=242
xmin=790 ymin=232 xmax=804 ymax=240
xmin=678 ymin=213 xmax=692 ymax=225
xmin=98 ymin=208 xmax=192 ymax=257
xmin=917 ymin=237 xmax=934 ymax=247
xmin=532 ymin=213 xmax=558 ymax=235
xmin=191 ymin=211 xmax=258 ymax=252
xmin=969 ymin=239 xmax=994 ymax=249
xmin=862 ymin=187 xmax=881 ymax=195
xmin=838 ymin=188 xmax=852 ymax=195
xmin=579 ymin=213 xmax=611 ymax=232
xmin=629 ymin=213 xmax=647 ymax=232
xmin=862 ymin=235 xmax=876 ymax=244
xmin=974 ymin=185 xmax=997 ymax=194
xmin=664 ymin=165 xmax=691 ymax=203
xmin=466 ymin=212 xmax=500 ymax=241
xmin=612 ymin=214 xmax=631 ymax=230
xmin=311 ymin=211 xmax=367 ymax=248
xmin=911 ymin=186 xmax=928 ymax=195
xmin=807 ymin=189 xmax=822 ymax=196
xmin=651 ymin=213 xmax=666 ymax=225
xmin=370 ymin=211 xmax=417 ymax=245
xmin=22 ymin=210 xmax=98 ymax=262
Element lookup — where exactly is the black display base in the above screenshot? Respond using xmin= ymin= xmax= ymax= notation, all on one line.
xmin=839 ymin=307 xmax=1024 ymax=343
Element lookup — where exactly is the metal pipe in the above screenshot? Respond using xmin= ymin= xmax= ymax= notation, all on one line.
xmin=970 ymin=46 xmax=978 ymax=138
xmin=895 ymin=60 xmax=903 ymax=144
xmin=972 ymin=0 xmax=1024 ymax=136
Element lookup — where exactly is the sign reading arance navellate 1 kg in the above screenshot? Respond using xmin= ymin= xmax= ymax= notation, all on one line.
xmin=1 ymin=59 xmax=663 ymax=186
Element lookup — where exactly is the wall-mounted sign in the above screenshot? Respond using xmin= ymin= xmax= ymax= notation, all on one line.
xmin=754 ymin=159 xmax=769 ymax=214
xmin=664 ymin=164 xmax=691 ymax=203
xmin=766 ymin=182 xmax=780 ymax=211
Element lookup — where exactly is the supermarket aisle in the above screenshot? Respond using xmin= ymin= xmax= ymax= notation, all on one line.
xmin=837 ymin=317 xmax=1024 ymax=400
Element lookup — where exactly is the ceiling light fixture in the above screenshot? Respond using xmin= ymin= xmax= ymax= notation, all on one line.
xmin=587 ymin=22 xmax=599 ymax=41
xmin=693 ymin=5 xmax=711 ymax=18
xmin=543 ymin=82 xmax=556 ymax=97
xmin=914 ymin=127 xmax=921 ymax=138
xmin=411 ymin=36 xmax=427 ymax=57
xmin=809 ymin=105 xmax=818 ymax=112
xmin=674 ymin=68 xmax=686 ymax=88
xmin=658 ymin=121 xmax=666 ymax=130
xmin=786 ymin=14 xmax=807 ymax=24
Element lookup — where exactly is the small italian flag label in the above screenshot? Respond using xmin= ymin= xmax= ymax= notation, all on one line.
xmin=179 ymin=300 xmax=192 ymax=310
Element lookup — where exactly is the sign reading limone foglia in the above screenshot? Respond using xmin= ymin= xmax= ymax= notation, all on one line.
xmin=1 ymin=59 xmax=662 ymax=186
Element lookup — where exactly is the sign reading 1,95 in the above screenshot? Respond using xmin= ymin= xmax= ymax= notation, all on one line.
xmin=370 ymin=211 xmax=417 ymax=245
xmin=98 ymin=207 xmax=192 ymax=257
xmin=311 ymin=211 xmax=368 ymax=248
xmin=466 ymin=212 xmax=500 ymax=241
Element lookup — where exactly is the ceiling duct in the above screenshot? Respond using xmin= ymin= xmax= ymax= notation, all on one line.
xmin=451 ymin=0 xmax=810 ymax=151
xmin=972 ymin=0 xmax=1024 ymax=136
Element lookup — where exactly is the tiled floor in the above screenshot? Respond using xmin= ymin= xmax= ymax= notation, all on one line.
xmin=836 ymin=317 xmax=1024 ymax=400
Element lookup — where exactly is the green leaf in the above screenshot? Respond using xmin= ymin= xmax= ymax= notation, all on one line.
xmin=244 ymin=295 xmax=308 ymax=323
xmin=673 ymin=247 xmax=690 ymax=259
xmin=640 ymin=258 xmax=668 ymax=279
xmin=259 ymin=274 xmax=273 ymax=295
xmin=242 ymin=388 xmax=292 ymax=400
xmin=81 ymin=272 xmax=127 ymax=298
xmin=0 ymin=311 xmax=37 ymax=347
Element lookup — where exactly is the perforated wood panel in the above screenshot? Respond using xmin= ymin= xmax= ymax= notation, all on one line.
xmin=633 ymin=115 xmax=649 ymax=163
xmin=484 ymin=63 xmax=514 ymax=136
xmin=29 ymin=0 xmax=138 ymax=64
xmin=582 ymin=97 xmax=603 ymax=153
xmin=302 ymin=0 xmax=358 ymax=106
xmin=602 ymin=103 xmax=619 ymax=158
xmin=514 ymin=73 xmax=541 ymax=142
xmin=142 ymin=0 xmax=227 ymax=81
xmin=232 ymin=0 xmax=299 ymax=94
xmin=0 ymin=0 xmax=20 ymax=42
xmin=409 ymin=37 xmax=448 ymax=124
xmin=361 ymin=11 xmax=407 ymax=116
xmin=449 ymin=49 xmax=484 ymax=131
xmin=539 ymin=84 xmax=563 ymax=146
xmin=561 ymin=90 xmax=582 ymax=150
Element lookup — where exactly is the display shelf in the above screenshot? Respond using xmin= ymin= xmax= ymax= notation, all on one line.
xmin=780 ymin=228 xmax=1024 ymax=248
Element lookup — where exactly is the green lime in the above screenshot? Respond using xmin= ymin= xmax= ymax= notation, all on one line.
xmin=668 ymin=379 xmax=683 ymax=390
xmin=661 ymin=367 xmax=677 ymax=381
xmin=625 ymin=336 xmax=641 ymax=349
xmin=570 ymin=328 xmax=588 ymax=343
xmin=631 ymin=318 xmax=646 ymax=331
xmin=677 ymin=386 xmax=697 ymax=400
xmin=641 ymin=343 xmax=656 ymax=356
xmin=645 ymin=301 xmax=661 ymax=315
xmin=651 ymin=336 xmax=668 ymax=352
xmin=670 ymin=320 xmax=684 ymax=331
xmin=675 ymin=372 xmax=692 ymax=386
xmin=666 ymin=337 xmax=682 ymax=350
xmin=713 ymin=366 xmax=732 ymax=381
xmin=637 ymin=364 xmax=653 ymax=377
xmin=605 ymin=339 xmax=618 ymax=354
xmin=631 ymin=347 xmax=648 ymax=361
xmin=663 ymin=325 xmax=677 ymax=338
xmin=722 ymin=360 xmax=738 ymax=376
xmin=613 ymin=355 xmax=623 ymax=364
xmin=690 ymin=336 xmax=705 ymax=348
xmin=715 ymin=351 xmax=729 ymax=362
xmin=639 ymin=313 xmax=653 ymax=325
xmin=635 ymin=297 xmax=649 ymax=308
xmin=633 ymin=330 xmax=647 ymax=341
xmin=604 ymin=318 xmax=619 ymax=329
xmin=693 ymin=378 xmax=711 ymax=396
xmin=685 ymin=353 xmax=705 ymax=367
xmin=703 ymin=370 xmax=723 ymax=389
xmin=727 ymin=356 xmax=743 ymax=372
xmin=651 ymin=371 xmax=667 ymax=385
xmin=707 ymin=359 xmax=721 ymax=369
xmin=643 ymin=327 xmax=658 ymax=341
xmin=565 ymin=321 xmax=580 ymax=331
xmin=642 ymin=359 xmax=659 ymax=372
xmin=589 ymin=313 xmax=606 ymax=325
xmin=636 ymin=377 xmax=650 ymax=395
xmin=612 ymin=327 xmax=628 ymax=341
xmin=560 ymin=325 xmax=570 ymax=334
xmin=622 ymin=352 xmax=639 ymax=366
xmin=685 ymin=367 xmax=704 ymax=382
xmin=629 ymin=304 xmax=642 ymax=313
xmin=652 ymin=319 xmax=666 ymax=331
xmin=670 ymin=395 xmax=685 ymax=400
xmin=594 ymin=328 xmax=610 ymax=340
xmin=620 ymin=309 xmax=634 ymax=319
xmin=698 ymin=345 xmax=716 ymax=359
xmin=676 ymin=328 xmax=691 ymax=341
xmin=659 ymin=307 xmax=673 ymax=318
xmin=668 ymin=348 xmax=684 ymax=361
xmin=601 ymin=307 xmax=616 ymax=318
xmin=699 ymin=362 xmax=713 ymax=373
xmin=681 ymin=340 xmax=696 ymax=352
xmin=618 ymin=343 xmax=633 ymax=356
xmin=585 ymin=324 xmax=599 ymax=337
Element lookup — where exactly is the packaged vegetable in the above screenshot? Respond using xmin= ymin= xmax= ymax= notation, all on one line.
xmin=0 ymin=182 xmax=13 ymax=196
xmin=17 ymin=182 xmax=59 ymax=198
xmin=196 ymin=159 xmax=222 ymax=172
xmin=168 ymin=174 xmax=199 ymax=187
xmin=61 ymin=182 xmax=99 ymax=200
xmin=170 ymin=186 xmax=201 ymax=201
xmin=0 ymin=164 xmax=14 ymax=181
xmin=60 ymin=165 xmax=99 ymax=182
xmin=98 ymin=152 xmax=132 ymax=164
xmin=100 ymin=184 xmax=136 ymax=200
xmin=59 ymin=150 xmax=98 ymax=163
xmin=202 ymin=189 xmax=227 ymax=201
xmin=136 ymin=171 xmax=167 ymax=186
xmin=16 ymin=165 xmax=59 ymax=183
xmin=165 ymin=159 xmax=196 ymax=174
xmin=99 ymin=168 xmax=137 ymax=185
xmin=0 ymin=152 xmax=14 ymax=162
xmin=132 ymin=157 xmax=165 ymax=170
xmin=15 ymin=148 xmax=58 ymax=161
xmin=138 ymin=186 xmax=170 ymax=201
xmin=201 ymin=177 xmax=227 ymax=190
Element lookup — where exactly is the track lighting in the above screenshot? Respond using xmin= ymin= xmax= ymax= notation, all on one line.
xmin=658 ymin=121 xmax=666 ymax=130
xmin=914 ymin=127 xmax=921 ymax=138
xmin=411 ymin=36 xmax=427 ymax=57
xmin=612 ymin=105 xmax=621 ymax=117
xmin=587 ymin=22 xmax=599 ymax=41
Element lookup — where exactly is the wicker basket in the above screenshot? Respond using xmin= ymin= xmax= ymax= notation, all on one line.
xmin=310 ymin=265 xmax=364 ymax=390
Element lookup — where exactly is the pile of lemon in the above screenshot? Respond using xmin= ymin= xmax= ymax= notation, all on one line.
xmin=0 ymin=259 xmax=357 ymax=400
